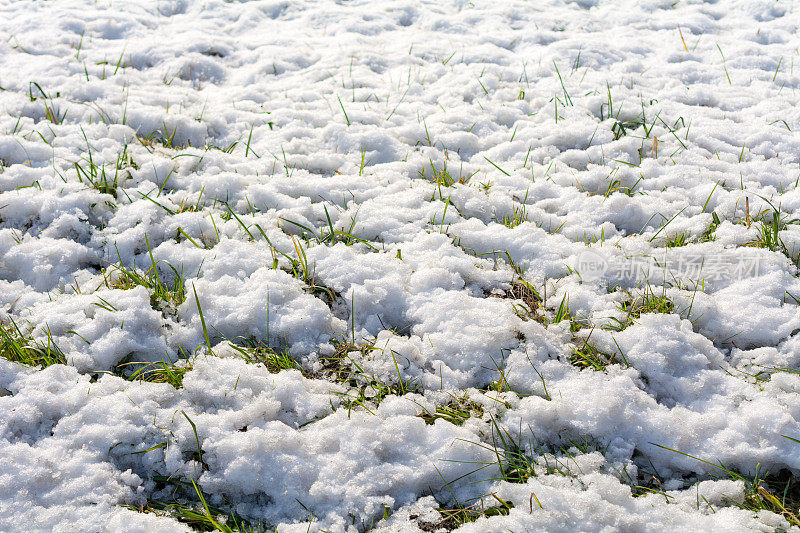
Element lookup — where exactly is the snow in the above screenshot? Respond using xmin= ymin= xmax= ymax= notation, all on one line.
xmin=1 ymin=0 xmax=800 ymax=531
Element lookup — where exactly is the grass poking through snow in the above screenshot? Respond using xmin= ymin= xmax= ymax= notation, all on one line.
xmin=226 ymin=337 xmax=302 ymax=373
xmin=607 ymin=287 xmax=674 ymax=332
xmin=0 ymin=319 xmax=65 ymax=368
xmin=651 ymin=442 xmax=800 ymax=527
xmin=320 ymin=339 xmax=422 ymax=415
xmin=570 ymin=338 xmax=626 ymax=371
xmin=418 ymin=394 xmax=485 ymax=426
xmin=127 ymin=479 xmax=272 ymax=532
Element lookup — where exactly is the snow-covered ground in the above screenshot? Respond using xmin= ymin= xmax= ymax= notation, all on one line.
xmin=2 ymin=0 xmax=800 ymax=531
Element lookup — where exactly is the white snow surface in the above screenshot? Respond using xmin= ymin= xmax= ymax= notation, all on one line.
xmin=1 ymin=0 xmax=800 ymax=531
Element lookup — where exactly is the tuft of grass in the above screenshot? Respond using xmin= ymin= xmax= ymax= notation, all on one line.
xmin=492 ymin=279 xmax=544 ymax=323
xmin=552 ymin=294 xmax=585 ymax=332
xmin=205 ymin=137 xmax=240 ymax=155
xmin=421 ymin=159 xmax=474 ymax=188
xmin=664 ymin=232 xmax=688 ymax=248
xmin=700 ymin=212 xmax=721 ymax=242
xmin=171 ymin=187 xmax=208 ymax=215
xmin=607 ymin=97 xmax=658 ymax=142
xmin=137 ymin=124 xmax=188 ymax=151
xmin=74 ymin=159 xmax=119 ymax=198
xmin=100 ymin=239 xmax=187 ymax=312
xmin=622 ymin=291 xmax=674 ymax=316
xmin=496 ymin=203 xmax=529 ymax=228
xmin=127 ymin=479 xmax=271 ymax=532
xmin=29 ymin=82 xmax=67 ymax=125
xmin=321 ymin=339 xmax=422 ymax=415
xmin=418 ymin=394 xmax=484 ymax=426
xmin=0 ymin=319 xmax=65 ymax=368
xmin=280 ymin=205 xmax=376 ymax=250
xmin=117 ymin=357 xmax=190 ymax=388
xmin=73 ymin=134 xmax=138 ymax=199
xmin=482 ymin=349 xmax=516 ymax=395
xmin=607 ymin=288 xmax=674 ymax=332
xmin=570 ymin=338 xmax=626 ymax=371
xmin=651 ymin=442 xmax=800 ymax=526
xmin=479 ymin=419 xmax=613 ymax=485
xmin=285 ymin=235 xmax=339 ymax=304
xmin=744 ymin=203 xmax=799 ymax=264
xmin=431 ymin=495 xmax=514 ymax=530
xmin=227 ymin=337 xmax=301 ymax=373
xmin=425 ymin=459 xmax=513 ymax=531
xmin=227 ymin=209 xmax=353 ymax=307
xmin=459 ymin=420 xmax=679 ymax=504
xmin=602 ymin=173 xmax=643 ymax=198
xmin=463 ymin=422 xmax=682 ymax=505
